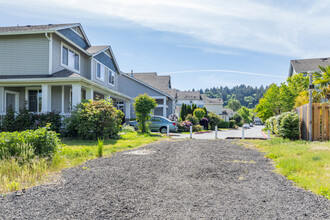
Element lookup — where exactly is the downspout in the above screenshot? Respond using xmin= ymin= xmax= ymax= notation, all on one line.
xmin=45 ymin=32 xmax=51 ymax=40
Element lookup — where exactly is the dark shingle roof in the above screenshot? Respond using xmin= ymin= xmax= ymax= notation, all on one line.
xmin=0 ymin=69 xmax=81 ymax=79
xmin=0 ymin=23 xmax=79 ymax=33
xmin=291 ymin=57 xmax=330 ymax=73
xmin=86 ymin=46 xmax=109 ymax=54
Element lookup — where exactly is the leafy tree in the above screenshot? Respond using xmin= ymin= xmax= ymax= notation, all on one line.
xmin=232 ymin=112 xmax=242 ymax=124
xmin=227 ymin=99 xmax=242 ymax=111
xmin=238 ymin=107 xmax=252 ymax=123
xmin=193 ymin=108 xmax=206 ymax=121
xmin=203 ymin=106 xmax=208 ymax=116
xmin=180 ymin=103 xmax=187 ymax=121
xmin=294 ymin=90 xmax=322 ymax=108
xmin=187 ymin=105 xmax=192 ymax=115
xmin=313 ymin=65 xmax=330 ymax=100
xmin=134 ymin=94 xmax=157 ymax=133
xmin=255 ymin=84 xmax=281 ymax=121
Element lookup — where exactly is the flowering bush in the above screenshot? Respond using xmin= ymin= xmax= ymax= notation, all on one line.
xmin=192 ymin=125 xmax=202 ymax=132
xmin=199 ymin=117 xmax=209 ymax=130
xmin=32 ymin=111 xmax=62 ymax=133
xmin=207 ymin=112 xmax=222 ymax=130
xmin=65 ymin=99 xmax=124 ymax=140
xmin=178 ymin=121 xmax=193 ymax=132
xmin=185 ymin=114 xmax=199 ymax=125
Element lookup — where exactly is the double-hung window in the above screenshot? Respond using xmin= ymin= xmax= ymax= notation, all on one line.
xmin=62 ymin=44 xmax=80 ymax=72
xmin=108 ymin=69 xmax=115 ymax=85
xmin=27 ymin=89 xmax=42 ymax=113
xmin=96 ymin=62 xmax=105 ymax=80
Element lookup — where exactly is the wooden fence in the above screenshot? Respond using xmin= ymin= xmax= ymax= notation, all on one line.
xmin=295 ymin=103 xmax=330 ymax=141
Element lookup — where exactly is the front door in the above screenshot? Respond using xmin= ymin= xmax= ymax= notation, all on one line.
xmin=5 ymin=91 xmax=18 ymax=112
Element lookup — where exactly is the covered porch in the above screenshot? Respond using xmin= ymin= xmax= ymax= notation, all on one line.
xmin=0 ymin=79 xmax=132 ymax=121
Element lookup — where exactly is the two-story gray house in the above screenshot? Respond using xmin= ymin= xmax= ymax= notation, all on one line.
xmin=0 ymin=23 xmax=132 ymax=120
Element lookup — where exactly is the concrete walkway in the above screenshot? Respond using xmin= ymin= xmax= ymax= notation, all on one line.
xmin=171 ymin=126 xmax=266 ymax=139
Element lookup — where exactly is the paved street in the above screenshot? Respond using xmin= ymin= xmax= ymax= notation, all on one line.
xmin=171 ymin=125 xmax=266 ymax=139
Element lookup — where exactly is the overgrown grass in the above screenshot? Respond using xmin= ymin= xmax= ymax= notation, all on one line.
xmin=0 ymin=132 xmax=163 ymax=193
xmin=245 ymin=138 xmax=330 ymax=199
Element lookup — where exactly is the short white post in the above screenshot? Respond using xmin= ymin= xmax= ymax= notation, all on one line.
xmin=215 ymin=125 xmax=218 ymax=139
xmin=242 ymin=129 xmax=245 ymax=139
xmin=267 ymin=130 xmax=270 ymax=140
xmin=167 ymin=124 xmax=170 ymax=137
xmin=190 ymin=126 xmax=193 ymax=139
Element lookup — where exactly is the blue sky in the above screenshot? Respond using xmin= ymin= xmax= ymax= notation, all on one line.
xmin=1 ymin=0 xmax=330 ymax=90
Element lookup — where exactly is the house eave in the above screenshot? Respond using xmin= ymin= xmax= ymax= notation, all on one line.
xmin=0 ymin=77 xmax=132 ymax=101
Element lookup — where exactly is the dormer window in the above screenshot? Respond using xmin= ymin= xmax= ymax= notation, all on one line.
xmin=61 ymin=43 xmax=80 ymax=72
xmin=108 ymin=69 xmax=115 ymax=85
xmin=96 ymin=63 xmax=105 ymax=80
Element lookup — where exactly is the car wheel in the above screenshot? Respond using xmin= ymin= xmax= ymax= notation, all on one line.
xmin=160 ymin=127 xmax=167 ymax=133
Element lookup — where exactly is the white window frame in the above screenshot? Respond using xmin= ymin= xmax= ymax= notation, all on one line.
xmin=4 ymin=90 xmax=19 ymax=112
xmin=61 ymin=42 xmax=81 ymax=73
xmin=25 ymin=87 xmax=42 ymax=113
xmin=95 ymin=61 xmax=105 ymax=81
xmin=108 ymin=69 xmax=115 ymax=86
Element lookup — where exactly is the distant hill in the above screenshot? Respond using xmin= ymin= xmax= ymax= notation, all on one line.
xmin=198 ymin=85 xmax=268 ymax=108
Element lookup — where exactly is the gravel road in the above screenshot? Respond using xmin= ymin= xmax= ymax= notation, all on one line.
xmin=0 ymin=140 xmax=329 ymax=219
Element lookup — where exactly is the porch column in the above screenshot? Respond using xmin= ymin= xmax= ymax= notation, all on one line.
xmin=163 ymin=97 xmax=167 ymax=117
xmin=41 ymin=84 xmax=51 ymax=113
xmin=0 ymin=87 xmax=4 ymax=114
xmin=72 ymin=84 xmax=82 ymax=108
xmin=125 ymin=100 xmax=131 ymax=120
xmin=86 ymin=88 xmax=94 ymax=100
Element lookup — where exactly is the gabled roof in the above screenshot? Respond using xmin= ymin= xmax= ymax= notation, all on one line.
xmin=201 ymin=94 xmax=223 ymax=104
xmin=0 ymin=23 xmax=77 ymax=33
xmin=121 ymin=72 xmax=173 ymax=99
xmin=131 ymin=72 xmax=171 ymax=91
xmin=177 ymin=91 xmax=201 ymax=100
xmin=86 ymin=45 xmax=109 ymax=54
xmin=289 ymin=57 xmax=330 ymax=77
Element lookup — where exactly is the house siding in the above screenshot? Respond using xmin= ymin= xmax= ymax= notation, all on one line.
xmin=0 ymin=34 xmax=49 ymax=75
xmin=94 ymin=52 xmax=118 ymax=73
xmin=117 ymin=74 xmax=173 ymax=118
xmin=92 ymin=59 xmax=117 ymax=90
xmin=58 ymin=28 xmax=89 ymax=49
xmin=52 ymin=35 xmax=91 ymax=79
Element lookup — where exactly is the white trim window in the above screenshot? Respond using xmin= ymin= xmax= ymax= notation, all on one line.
xmin=61 ymin=43 xmax=80 ymax=72
xmin=108 ymin=69 xmax=115 ymax=86
xmin=26 ymin=88 xmax=42 ymax=113
xmin=96 ymin=62 xmax=105 ymax=80
xmin=117 ymin=102 xmax=124 ymax=112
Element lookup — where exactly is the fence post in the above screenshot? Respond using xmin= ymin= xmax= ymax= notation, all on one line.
xmin=242 ymin=129 xmax=245 ymax=139
xmin=190 ymin=126 xmax=193 ymax=139
xmin=215 ymin=125 xmax=218 ymax=139
xmin=167 ymin=124 xmax=170 ymax=137
xmin=267 ymin=130 xmax=270 ymax=140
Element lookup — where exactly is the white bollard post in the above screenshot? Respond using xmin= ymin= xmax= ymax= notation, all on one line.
xmin=167 ymin=124 xmax=170 ymax=137
xmin=242 ymin=129 xmax=245 ymax=139
xmin=267 ymin=130 xmax=270 ymax=140
xmin=190 ymin=126 xmax=193 ymax=139
xmin=215 ymin=125 xmax=218 ymax=139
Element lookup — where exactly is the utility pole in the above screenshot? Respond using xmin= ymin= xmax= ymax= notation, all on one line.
xmin=309 ymin=71 xmax=313 ymax=142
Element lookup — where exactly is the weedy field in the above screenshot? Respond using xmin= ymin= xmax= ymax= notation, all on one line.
xmin=0 ymin=132 xmax=163 ymax=193
xmin=246 ymin=138 xmax=330 ymax=199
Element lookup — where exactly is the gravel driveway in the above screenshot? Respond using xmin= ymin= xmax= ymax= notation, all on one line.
xmin=0 ymin=140 xmax=329 ymax=219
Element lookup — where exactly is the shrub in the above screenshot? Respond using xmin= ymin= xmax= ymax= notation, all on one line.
xmin=168 ymin=114 xmax=178 ymax=122
xmin=0 ymin=126 xmax=61 ymax=161
xmin=134 ymin=94 xmax=157 ymax=133
xmin=33 ymin=112 xmax=62 ymax=133
xmin=219 ymin=120 xmax=230 ymax=128
xmin=193 ymin=108 xmax=206 ymax=121
xmin=207 ymin=112 xmax=222 ymax=130
xmin=199 ymin=117 xmax=209 ymax=130
xmin=15 ymin=105 xmax=34 ymax=131
xmin=192 ymin=125 xmax=202 ymax=132
xmin=237 ymin=122 xmax=243 ymax=127
xmin=185 ymin=114 xmax=199 ymax=125
xmin=229 ymin=120 xmax=236 ymax=128
xmin=278 ymin=112 xmax=300 ymax=140
xmin=232 ymin=113 xmax=242 ymax=124
xmin=178 ymin=121 xmax=193 ymax=132
xmin=121 ymin=124 xmax=136 ymax=133
xmin=66 ymin=99 xmax=124 ymax=140
xmin=1 ymin=107 xmax=16 ymax=132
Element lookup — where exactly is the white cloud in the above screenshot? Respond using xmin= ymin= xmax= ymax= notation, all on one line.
xmin=2 ymin=0 xmax=330 ymax=57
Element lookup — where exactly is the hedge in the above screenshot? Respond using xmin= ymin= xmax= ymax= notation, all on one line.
xmin=266 ymin=111 xmax=299 ymax=140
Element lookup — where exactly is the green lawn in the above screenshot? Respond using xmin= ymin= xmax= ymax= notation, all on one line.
xmin=0 ymin=132 xmax=163 ymax=193
xmin=245 ymin=138 xmax=330 ymax=199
